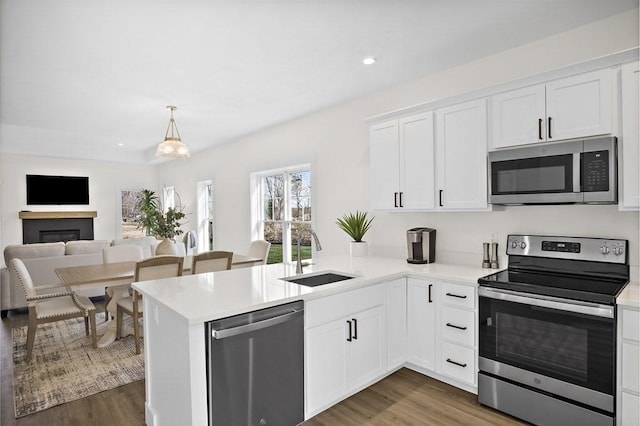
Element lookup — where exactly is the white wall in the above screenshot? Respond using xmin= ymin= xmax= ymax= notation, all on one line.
xmin=0 ymin=155 xmax=158 ymax=262
xmin=156 ymin=10 xmax=640 ymax=272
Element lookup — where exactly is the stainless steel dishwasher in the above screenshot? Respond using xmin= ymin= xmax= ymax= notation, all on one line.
xmin=205 ymin=300 xmax=305 ymax=426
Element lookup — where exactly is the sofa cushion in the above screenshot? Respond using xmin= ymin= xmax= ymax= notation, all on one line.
xmin=65 ymin=240 xmax=110 ymax=255
xmin=111 ymin=236 xmax=158 ymax=258
xmin=4 ymin=242 xmax=65 ymax=265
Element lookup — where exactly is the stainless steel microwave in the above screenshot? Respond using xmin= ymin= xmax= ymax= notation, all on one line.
xmin=489 ymin=137 xmax=617 ymax=205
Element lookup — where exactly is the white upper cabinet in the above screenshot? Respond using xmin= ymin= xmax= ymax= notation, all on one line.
xmin=620 ymin=61 xmax=640 ymax=211
xmin=436 ymin=99 xmax=489 ymax=210
xmin=370 ymin=112 xmax=435 ymax=210
xmin=491 ymin=69 xmax=612 ymax=149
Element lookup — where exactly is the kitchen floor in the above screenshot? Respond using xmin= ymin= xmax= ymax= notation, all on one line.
xmin=2 ymin=302 xmax=525 ymax=426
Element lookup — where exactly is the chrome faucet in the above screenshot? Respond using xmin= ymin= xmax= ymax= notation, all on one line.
xmin=296 ymin=228 xmax=322 ymax=274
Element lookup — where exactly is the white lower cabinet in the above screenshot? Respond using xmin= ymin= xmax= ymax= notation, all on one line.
xmin=407 ymin=278 xmax=437 ymax=370
xmin=386 ymin=278 xmax=407 ymax=371
xmin=305 ymin=284 xmax=387 ymax=417
xmin=406 ymin=277 xmax=478 ymax=390
xmin=618 ymin=306 xmax=640 ymax=425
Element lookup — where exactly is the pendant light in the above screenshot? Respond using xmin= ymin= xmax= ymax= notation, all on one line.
xmin=156 ymin=105 xmax=190 ymax=159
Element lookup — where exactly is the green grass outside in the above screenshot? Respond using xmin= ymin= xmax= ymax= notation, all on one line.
xmin=267 ymin=243 xmax=311 ymax=264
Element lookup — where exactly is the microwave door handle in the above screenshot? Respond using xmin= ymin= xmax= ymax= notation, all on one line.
xmin=573 ymin=152 xmax=581 ymax=192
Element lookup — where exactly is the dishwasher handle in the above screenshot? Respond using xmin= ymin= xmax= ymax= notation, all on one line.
xmin=211 ymin=308 xmax=303 ymax=340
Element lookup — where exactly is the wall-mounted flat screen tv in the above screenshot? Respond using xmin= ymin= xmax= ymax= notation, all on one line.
xmin=26 ymin=174 xmax=90 ymax=205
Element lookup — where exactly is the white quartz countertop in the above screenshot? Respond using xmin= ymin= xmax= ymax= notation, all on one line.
xmin=618 ymin=281 xmax=640 ymax=308
xmin=132 ymin=255 xmax=497 ymax=324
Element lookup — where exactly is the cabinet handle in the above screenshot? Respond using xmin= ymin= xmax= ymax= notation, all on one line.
xmin=394 ymin=192 xmax=398 ymax=208
xmin=352 ymin=318 xmax=358 ymax=340
xmin=446 ymin=323 xmax=467 ymax=331
xmin=446 ymin=358 xmax=467 ymax=368
xmin=548 ymin=117 xmax=552 ymax=139
xmin=428 ymin=284 xmax=433 ymax=303
xmin=439 ymin=190 xmax=443 ymax=207
xmin=346 ymin=320 xmax=352 ymax=342
xmin=446 ymin=292 xmax=467 ymax=299
xmin=399 ymin=192 xmax=403 ymax=208
xmin=538 ymin=118 xmax=543 ymax=140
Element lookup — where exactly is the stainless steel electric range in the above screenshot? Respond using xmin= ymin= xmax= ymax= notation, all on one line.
xmin=477 ymin=234 xmax=629 ymax=426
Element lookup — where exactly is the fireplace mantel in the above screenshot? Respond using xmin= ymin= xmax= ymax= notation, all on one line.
xmin=18 ymin=211 xmax=97 ymax=220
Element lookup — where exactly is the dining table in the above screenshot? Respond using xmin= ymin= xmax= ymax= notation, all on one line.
xmin=55 ymin=254 xmax=263 ymax=347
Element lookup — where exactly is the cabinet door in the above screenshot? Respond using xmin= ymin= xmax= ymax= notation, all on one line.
xmin=305 ymin=320 xmax=347 ymax=415
xmin=346 ymin=306 xmax=386 ymax=391
xmin=491 ymin=85 xmax=546 ymax=149
xmin=545 ymin=69 xmax=612 ymax=141
xmin=370 ymin=121 xmax=400 ymax=210
xmin=620 ymin=62 xmax=639 ymax=210
xmin=407 ymin=278 xmax=437 ymax=370
xmin=399 ymin=112 xmax=435 ymax=209
xmin=386 ymin=278 xmax=407 ymax=371
xmin=436 ymin=99 xmax=488 ymax=210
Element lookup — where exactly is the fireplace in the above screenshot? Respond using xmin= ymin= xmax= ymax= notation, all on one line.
xmin=19 ymin=211 xmax=97 ymax=244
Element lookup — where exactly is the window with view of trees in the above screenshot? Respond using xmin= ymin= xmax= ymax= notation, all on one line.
xmin=258 ymin=167 xmax=312 ymax=264
xmin=120 ymin=189 xmax=145 ymax=239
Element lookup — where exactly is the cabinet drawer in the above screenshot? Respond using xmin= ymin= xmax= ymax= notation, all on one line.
xmin=622 ymin=341 xmax=639 ymax=393
xmin=440 ymin=282 xmax=475 ymax=309
xmin=440 ymin=342 xmax=476 ymax=386
xmin=306 ymin=283 xmax=385 ymax=329
xmin=621 ymin=308 xmax=640 ymax=342
xmin=440 ymin=306 xmax=475 ymax=347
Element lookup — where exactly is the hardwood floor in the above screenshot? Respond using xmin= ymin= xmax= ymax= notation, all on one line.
xmin=303 ymin=369 xmax=527 ymax=426
xmin=2 ymin=304 xmax=525 ymax=426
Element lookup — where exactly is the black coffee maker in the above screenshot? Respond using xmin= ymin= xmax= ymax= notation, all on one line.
xmin=406 ymin=227 xmax=436 ymax=264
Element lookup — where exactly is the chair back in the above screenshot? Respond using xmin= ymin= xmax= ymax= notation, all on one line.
xmin=192 ymin=251 xmax=233 ymax=274
xmin=134 ymin=256 xmax=184 ymax=282
xmin=248 ymin=240 xmax=271 ymax=264
xmin=102 ymin=245 xmax=144 ymax=264
xmin=10 ymin=258 xmax=38 ymax=300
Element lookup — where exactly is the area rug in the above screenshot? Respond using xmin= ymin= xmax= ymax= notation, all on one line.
xmin=12 ymin=318 xmax=144 ymax=417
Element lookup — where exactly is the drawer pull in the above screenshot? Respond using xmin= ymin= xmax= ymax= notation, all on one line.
xmin=346 ymin=320 xmax=352 ymax=342
xmin=446 ymin=292 xmax=467 ymax=299
xmin=446 ymin=323 xmax=467 ymax=331
xmin=352 ymin=318 xmax=358 ymax=340
xmin=428 ymin=284 xmax=433 ymax=303
xmin=446 ymin=358 xmax=467 ymax=368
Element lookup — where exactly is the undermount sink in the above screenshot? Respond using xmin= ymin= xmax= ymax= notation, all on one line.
xmin=282 ymin=272 xmax=356 ymax=287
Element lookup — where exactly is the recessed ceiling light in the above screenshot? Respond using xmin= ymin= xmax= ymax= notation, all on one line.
xmin=362 ymin=57 xmax=376 ymax=65
xmin=117 ymin=142 xmax=124 ymax=147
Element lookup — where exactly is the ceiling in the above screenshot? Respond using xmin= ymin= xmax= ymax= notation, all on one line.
xmin=0 ymin=1 xmax=637 ymax=164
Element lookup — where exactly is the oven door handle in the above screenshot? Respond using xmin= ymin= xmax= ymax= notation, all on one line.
xmin=478 ymin=287 xmax=614 ymax=319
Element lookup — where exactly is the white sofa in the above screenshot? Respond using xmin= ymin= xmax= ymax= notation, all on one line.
xmin=1 ymin=236 xmax=162 ymax=317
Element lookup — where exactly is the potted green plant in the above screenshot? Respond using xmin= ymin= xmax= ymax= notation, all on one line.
xmin=136 ymin=189 xmax=186 ymax=255
xmin=336 ymin=211 xmax=374 ymax=257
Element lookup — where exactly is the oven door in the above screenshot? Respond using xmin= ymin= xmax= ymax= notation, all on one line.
xmin=489 ymin=139 xmax=582 ymax=204
xmin=478 ymin=287 xmax=615 ymax=413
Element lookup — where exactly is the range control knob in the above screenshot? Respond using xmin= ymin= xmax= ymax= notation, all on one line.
xmin=520 ymin=242 xmax=527 ymax=249
xmin=511 ymin=241 xmax=518 ymax=249
xmin=614 ymin=246 xmax=625 ymax=256
xmin=600 ymin=245 xmax=610 ymax=255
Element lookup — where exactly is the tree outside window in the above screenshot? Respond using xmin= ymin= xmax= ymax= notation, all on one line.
xmin=259 ymin=168 xmax=312 ymax=264
xmin=120 ymin=189 xmax=146 ymax=239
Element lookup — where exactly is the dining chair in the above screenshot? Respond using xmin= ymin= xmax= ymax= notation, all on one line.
xmin=191 ymin=251 xmax=233 ymax=274
xmin=11 ymin=258 xmax=97 ymax=362
xmin=116 ymin=256 xmax=184 ymax=354
xmin=248 ymin=240 xmax=271 ymax=265
xmin=102 ymin=245 xmax=145 ymax=322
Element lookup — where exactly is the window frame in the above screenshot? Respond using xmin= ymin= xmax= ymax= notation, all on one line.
xmin=251 ymin=164 xmax=313 ymax=264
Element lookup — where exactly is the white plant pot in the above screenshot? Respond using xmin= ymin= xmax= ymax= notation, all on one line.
xmin=350 ymin=241 xmax=368 ymax=257
xmin=155 ymin=238 xmax=178 ymax=255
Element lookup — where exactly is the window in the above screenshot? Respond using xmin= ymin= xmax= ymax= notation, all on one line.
xmin=162 ymin=186 xmax=175 ymax=212
xmin=197 ymin=180 xmax=215 ymax=252
xmin=120 ymin=189 xmax=145 ymax=239
xmin=253 ymin=166 xmax=312 ymax=264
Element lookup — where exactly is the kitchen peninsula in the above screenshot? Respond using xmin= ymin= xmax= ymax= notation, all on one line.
xmin=133 ymin=256 xmax=638 ymax=426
